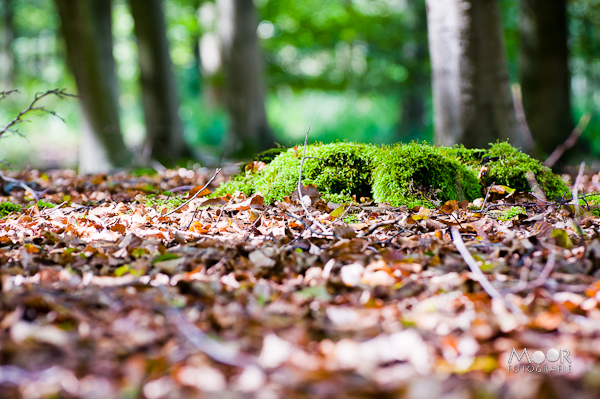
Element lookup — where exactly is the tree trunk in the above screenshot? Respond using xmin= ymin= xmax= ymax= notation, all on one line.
xmin=0 ymin=0 xmax=14 ymax=87
xmin=54 ymin=0 xmax=131 ymax=173
xmin=520 ymin=0 xmax=572 ymax=157
xmin=427 ymin=0 xmax=522 ymax=149
xmin=399 ymin=1 xmax=429 ymax=140
xmin=129 ymin=0 xmax=191 ymax=165
xmin=217 ymin=0 xmax=274 ymax=158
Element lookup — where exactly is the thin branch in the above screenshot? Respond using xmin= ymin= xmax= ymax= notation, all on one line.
xmin=296 ymin=124 xmax=328 ymax=233
xmin=158 ymin=285 xmax=254 ymax=367
xmin=480 ymin=182 xmax=495 ymax=212
xmin=357 ymin=216 xmax=404 ymax=238
xmin=0 ymin=89 xmax=78 ymax=138
xmin=164 ymin=168 xmax=221 ymax=216
xmin=573 ymin=162 xmax=585 ymax=218
xmin=451 ymin=227 xmax=524 ymax=316
xmin=544 ymin=113 xmax=591 ymax=168
xmin=285 ymin=211 xmax=334 ymax=238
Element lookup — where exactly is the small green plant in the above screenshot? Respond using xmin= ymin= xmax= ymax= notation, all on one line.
xmin=343 ymin=214 xmax=360 ymax=224
xmin=32 ymin=200 xmax=55 ymax=209
xmin=496 ymin=206 xmax=527 ymax=221
xmin=0 ymin=202 xmax=21 ymax=218
xmin=143 ymin=194 xmax=186 ymax=211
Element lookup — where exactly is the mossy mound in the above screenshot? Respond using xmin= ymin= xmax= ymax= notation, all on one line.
xmin=452 ymin=142 xmax=568 ymax=200
xmin=215 ymin=142 xmax=378 ymax=203
xmin=371 ymin=143 xmax=481 ymax=207
xmin=213 ymin=141 xmax=569 ymax=207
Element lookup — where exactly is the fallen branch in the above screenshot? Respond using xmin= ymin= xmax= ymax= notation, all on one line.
xmin=451 ymin=227 xmax=524 ymax=316
xmin=164 ymin=168 xmax=221 ymax=216
xmin=285 ymin=211 xmax=335 ymax=238
xmin=544 ymin=113 xmax=591 ymax=168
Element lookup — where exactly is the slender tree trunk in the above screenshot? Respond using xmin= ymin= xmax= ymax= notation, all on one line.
xmin=217 ymin=0 xmax=274 ymax=158
xmin=427 ymin=0 xmax=522 ymax=149
xmin=129 ymin=0 xmax=191 ymax=165
xmin=0 ymin=0 xmax=14 ymax=87
xmin=54 ymin=0 xmax=131 ymax=173
xmin=399 ymin=1 xmax=429 ymax=139
xmin=520 ymin=0 xmax=572 ymax=157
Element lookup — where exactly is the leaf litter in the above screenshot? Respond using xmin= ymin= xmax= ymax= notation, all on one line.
xmin=2 ymin=166 xmax=600 ymax=398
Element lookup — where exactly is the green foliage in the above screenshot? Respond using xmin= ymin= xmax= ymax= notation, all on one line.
xmin=0 ymin=202 xmax=21 ymax=218
xmin=253 ymin=142 xmax=378 ymax=203
xmin=453 ymin=142 xmax=569 ymax=200
xmin=143 ymin=194 xmax=186 ymax=211
xmin=496 ymin=206 xmax=527 ymax=221
xmin=214 ymin=142 xmax=568 ymax=208
xmin=371 ymin=143 xmax=481 ymax=207
xmin=35 ymin=200 xmax=55 ymax=209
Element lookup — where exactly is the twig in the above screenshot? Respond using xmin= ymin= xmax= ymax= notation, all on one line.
xmin=357 ymin=216 xmax=404 ymax=238
xmin=296 ymin=124 xmax=328 ymax=233
xmin=285 ymin=211 xmax=334 ymax=238
xmin=165 ymin=168 xmax=221 ymax=216
xmin=0 ymin=170 xmax=43 ymax=201
xmin=0 ymin=89 xmax=78 ymax=138
xmin=480 ymin=182 xmax=495 ymax=212
xmin=573 ymin=162 xmax=585 ymax=218
xmin=158 ymin=285 xmax=254 ymax=367
xmin=451 ymin=227 xmax=524 ymax=316
xmin=544 ymin=113 xmax=591 ymax=168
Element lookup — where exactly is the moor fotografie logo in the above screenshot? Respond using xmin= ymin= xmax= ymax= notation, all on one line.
xmin=507 ymin=347 xmax=572 ymax=373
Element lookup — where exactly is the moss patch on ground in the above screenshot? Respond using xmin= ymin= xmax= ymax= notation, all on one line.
xmin=213 ymin=142 xmax=569 ymax=207
xmin=0 ymin=202 xmax=20 ymax=218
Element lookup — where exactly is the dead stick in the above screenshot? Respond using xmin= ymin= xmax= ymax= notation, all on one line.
xmin=296 ymin=124 xmax=328 ymax=233
xmin=451 ymin=227 xmax=524 ymax=316
xmin=544 ymin=113 xmax=591 ymax=168
xmin=165 ymin=168 xmax=221 ymax=216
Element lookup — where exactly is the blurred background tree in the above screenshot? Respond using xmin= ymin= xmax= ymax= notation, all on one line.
xmin=0 ymin=0 xmax=598 ymax=171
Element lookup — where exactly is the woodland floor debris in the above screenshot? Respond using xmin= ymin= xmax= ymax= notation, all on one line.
xmin=1 ymin=166 xmax=600 ymax=398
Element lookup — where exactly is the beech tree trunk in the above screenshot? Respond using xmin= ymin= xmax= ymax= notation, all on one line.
xmin=217 ymin=0 xmax=274 ymax=158
xmin=399 ymin=1 xmax=429 ymax=140
xmin=427 ymin=0 xmax=522 ymax=149
xmin=55 ymin=0 xmax=131 ymax=173
xmin=520 ymin=0 xmax=572 ymax=156
xmin=0 ymin=0 xmax=14 ymax=87
xmin=129 ymin=0 xmax=191 ymax=165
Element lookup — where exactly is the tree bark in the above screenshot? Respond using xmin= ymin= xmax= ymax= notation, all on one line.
xmin=520 ymin=0 xmax=572 ymax=157
xmin=427 ymin=0 xmax=522 ymax=149
xmin=217 ymin=0 xmax=274 ymax=158
xmin=0 ymin=0 xmax=14 ymax=87
xmin=54 ymin=0 xmax=131 ymax=173
xmin=399 ymin=1 xmax=429 ymax=140
xmin=129 ymin=0 xmax=191 ymax=165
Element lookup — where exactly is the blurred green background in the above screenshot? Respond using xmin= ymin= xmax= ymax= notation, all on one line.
xmin=0 ymin=0 xmax=598 ymax=169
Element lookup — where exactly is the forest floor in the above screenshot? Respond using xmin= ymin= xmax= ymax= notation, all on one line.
xmin=2 ymin=166 xmax=600 ymax=398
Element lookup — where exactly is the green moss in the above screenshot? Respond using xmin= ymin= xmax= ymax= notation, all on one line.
xmin=452 ymin=142 xmax=569 ymax=200
xmin=496 ymin=206 xmax=526 ymax=221
xmin=371 ymin=143 xmax=481 ymax=207
xmin=143 ymin=194 xmax=186 ymax=211
xmin=213 ymin=141 xmax=568 ymax=207
xmin=0 ymin=202 xmax=20 ymax=218
xmin=35 ymin=200 xmax=55 ymax=209
xmin=253 ymin=142 xmax=378 ymax=203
